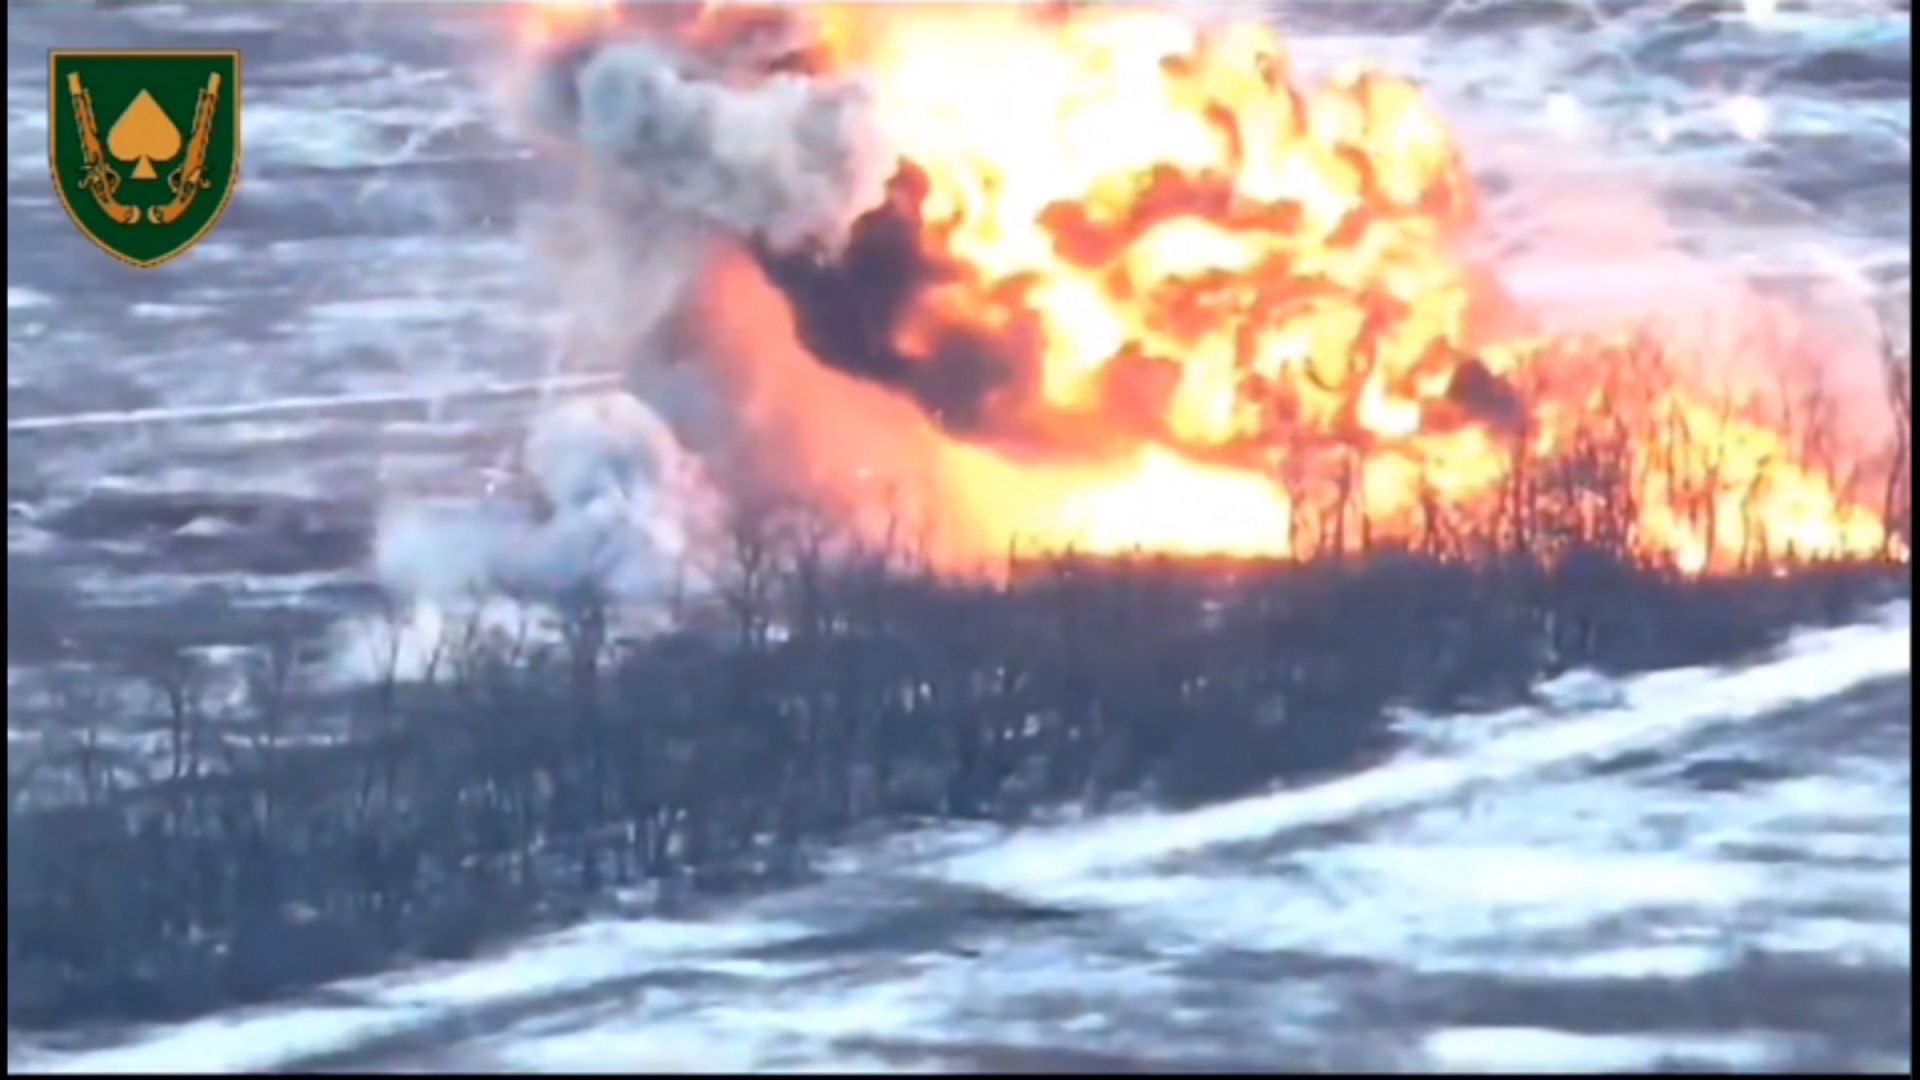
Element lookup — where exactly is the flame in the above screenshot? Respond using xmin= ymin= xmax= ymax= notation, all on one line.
xmin=809 ymin=5 xmax=1900 ymax=571
xmin=517 ymin=0 xmax=620 ymax=49
xmin=538 ymin=3 xmax=1903 ymax=573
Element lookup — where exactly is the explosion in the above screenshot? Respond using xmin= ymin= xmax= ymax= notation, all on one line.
xmin=519 ymin=2 xmax=1902 ymax=577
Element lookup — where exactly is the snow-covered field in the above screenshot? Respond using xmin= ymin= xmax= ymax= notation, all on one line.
xmin=7 ymin=0 xmax=1911 ymax=1072
xmin=10 ymin=605 xmax=1910 ymax=1072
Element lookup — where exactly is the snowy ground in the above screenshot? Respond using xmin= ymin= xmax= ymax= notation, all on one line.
xmin=9 ymin=605 xmax=1910 ymax=1073
xmin=6 ymin=0 xmax=1912 ymax=1072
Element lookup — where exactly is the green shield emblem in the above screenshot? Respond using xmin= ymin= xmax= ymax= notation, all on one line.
xmin=48 ymin=50 xmax=242 ymax=269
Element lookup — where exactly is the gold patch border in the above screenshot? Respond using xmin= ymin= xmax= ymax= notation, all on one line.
xmin=46 ymin=48 xmax=245 ymax=270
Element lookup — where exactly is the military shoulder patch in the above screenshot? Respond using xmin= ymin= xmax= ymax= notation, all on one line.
xmin=48 ymin=49 xmax=242 ymax=269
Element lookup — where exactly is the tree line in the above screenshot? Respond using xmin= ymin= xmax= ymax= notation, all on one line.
xmin=8 ymin=333 xmax=1911 ymax=1028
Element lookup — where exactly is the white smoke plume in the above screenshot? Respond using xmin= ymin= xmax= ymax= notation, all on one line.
xmin=369 ymin=14 xmax=901 ymax=649
xmin=522 ymin=27 xmax=896 ymax=255
xmin=354 ymin=390 xmax=718 ymax=685
xmin=375 ymin=391 xmax=716 ymax=604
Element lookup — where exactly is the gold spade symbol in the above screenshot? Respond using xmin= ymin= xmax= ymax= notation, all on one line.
xmin=106 ymin=89 xmax=182 ymax=181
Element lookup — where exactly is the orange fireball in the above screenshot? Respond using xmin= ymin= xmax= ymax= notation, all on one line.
xmin=802 ymin=4 xmax=1894 ymax=571
xmin=543 ymin=3 xmax=1903 ymax=574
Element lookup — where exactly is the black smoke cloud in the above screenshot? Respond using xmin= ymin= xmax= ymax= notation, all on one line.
xmin=527 ymin=21 xmax=1030 ymax=439
xmin=749 ymin=163 xmax=1030 ymax=435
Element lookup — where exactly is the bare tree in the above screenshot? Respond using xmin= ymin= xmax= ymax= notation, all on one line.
xmin=45 ymin=669 xmax=120 ymax=809
xmin=8 ymin=745 xmax=45 ymax=819
xmin=130 ymin=641 xmax=207 ymax=785
xmin=1881 ymin=316 xmax=1912 ymax=554
xmin=715 ymin=497 xmax=792 ymax=654
xmin=557 ymin=580 xmax=612 ymax=890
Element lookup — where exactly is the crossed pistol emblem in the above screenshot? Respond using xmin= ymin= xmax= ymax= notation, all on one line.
xmin=66 ymin=70 xmax=222 ymax=227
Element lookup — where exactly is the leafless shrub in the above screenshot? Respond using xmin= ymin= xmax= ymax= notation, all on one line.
xmin=9 ymin=331 xmax=1910 ymax=1030
xmin=1880 ymin=313 xmax=1912 ymax=552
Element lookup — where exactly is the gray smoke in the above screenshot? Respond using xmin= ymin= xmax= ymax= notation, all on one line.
xmin=370 ymin=19 xmax=898 ymax=630
xmin=524 ymin=31 xmax=896 ymax=255
xmin=374 ymin=392 xmax=716 ymax=605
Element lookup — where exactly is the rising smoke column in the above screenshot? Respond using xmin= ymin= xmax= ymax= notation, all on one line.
xmin=373 ymin=393 xmax=710 ymax=601
xmin=376 ymin=11 xmax=926 ymax=607
xmin=518 ymin=18 xmax=895 ymax=255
